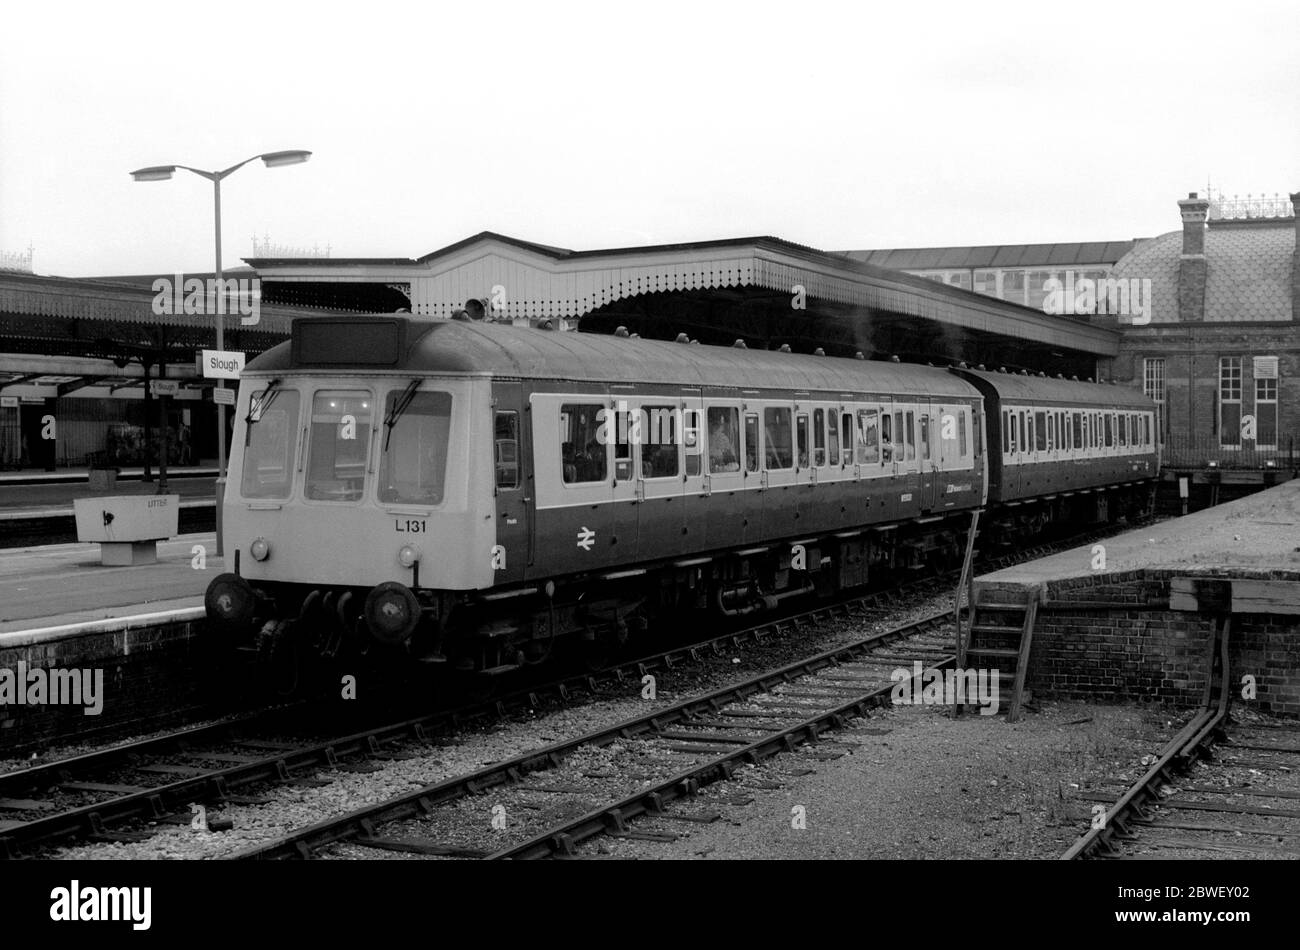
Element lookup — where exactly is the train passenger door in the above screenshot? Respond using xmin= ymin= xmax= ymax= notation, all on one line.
xmin=738 ymin=407 xmax=765 ymax=544
xmin=608 ymin=396 xmax=640 ymax=560
xmin=703 ymin=402 xmax=745 ymax=550
xmin=919 ymin=400 xmax=939 ymax=512
xmin=492 ymin=381 xmax=530 ymax=584
xmin=634 ymin=401 xmax=685 ymax=560
xmin=679 ymin=397 xmax=706 ymax=551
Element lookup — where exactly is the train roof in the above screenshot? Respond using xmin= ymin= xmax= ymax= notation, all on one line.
xmin=247 ymin=316 xmax=983 ymax=398
xmin=951 ymin=367 xmax=1154 ymax=410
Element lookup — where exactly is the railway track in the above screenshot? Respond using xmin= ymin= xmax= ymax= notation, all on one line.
xmin=0 ymin=579 xmax=944 ymax=859
xmin=0 ymin=519 xmax=1142 ymax=859
xmin=234 ymin=610 xmax=957 ymax=859
xmin=1064 ymin=620 xmax=1300 ymax=860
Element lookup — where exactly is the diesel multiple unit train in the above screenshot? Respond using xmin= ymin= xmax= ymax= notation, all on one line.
xmin=205 ymin=316 xmax=1158 ymax=679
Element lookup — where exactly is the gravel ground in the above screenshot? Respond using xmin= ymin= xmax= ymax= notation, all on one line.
xmin=576 ymin=700 xmax=1184 ymax=860
xmin=31 ymin=575 xmax=1273 ymax=863
xmin=42 ymin=596 xmax=949 ymax=859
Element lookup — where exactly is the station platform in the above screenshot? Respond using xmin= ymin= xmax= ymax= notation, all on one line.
xmin=972 ymin=481 xmax=1300 ymax=716
xmin=0 ymin=533 xmax=218 ymax=638
xmin=0 ymin=466 xmax=218 ymax=486
xmin=0 ymin=468 xmax=217 ymax=518
xmin=979 ymin=478 xmax=1300 ymax=595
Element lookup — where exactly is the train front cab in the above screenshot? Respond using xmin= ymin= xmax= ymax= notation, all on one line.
xmin=206 ymin=370 xmax=499 ymax=657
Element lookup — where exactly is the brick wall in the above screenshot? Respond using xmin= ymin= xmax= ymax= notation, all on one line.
xmin=0 ymin=619 xmax=239 ymax=754
xmin=1023 ymin=569 xmax=1300 ymax=715
xmin=1114 ymin=324 xmax=1300 ymax=460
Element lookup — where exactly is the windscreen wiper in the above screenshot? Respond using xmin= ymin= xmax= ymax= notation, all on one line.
xmin=384 ymin=379 xmax=422 ymax=450
xmin=244 ymin=378 xmax=283 ymax=445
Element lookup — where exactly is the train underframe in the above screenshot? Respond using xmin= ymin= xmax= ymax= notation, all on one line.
xmin=207 ymin=481 xmax=1155 ymax=691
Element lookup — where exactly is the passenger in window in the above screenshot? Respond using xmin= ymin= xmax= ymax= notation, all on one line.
xmin=710 ymin=416 xmax=739 ymax=472
xmin=562 ymin=442 xmax=579 ymax=483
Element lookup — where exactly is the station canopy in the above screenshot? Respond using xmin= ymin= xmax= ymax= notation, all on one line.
xmin=0 ymin=270 xmax=332 ymax=400
xmin=249 ymin=232 xmax=1120 ymax=378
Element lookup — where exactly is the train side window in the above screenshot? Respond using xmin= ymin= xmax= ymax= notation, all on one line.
xmin=612 ymin=407 xmax=634 ymax=481
xmin=1008 ymin=415 xmax=1017 ymax=454
xmin=1034 ymin=412 xmax=1046 ymax=452
xmin=1002 ymin=411 xmax=1010 ymax=454
xmin=919 ymin=414 xmax=930 ymax=461
xmin=813 ymin=409 xmax=826 ymax=467
xmin=1118 ymin=414 xmax=1127 ymax=446
xmin=903 ymin=410 xmax=916 ymax=461
xmin=1018 ymin=411 xmax=1026 ymax=455
xmin=706 ymin=406 xmax=740 ymax=474
xmin=892 ymin=410 xmax=905 ymax=463
xmin=827 ymin=409 xmax=840 ymax=466
xmin=494 ymin=411 xmax=519 ymax=489
xmin=796 ymin=413 xmax=809 ymax=469
xmin=1027 ymin=413 xmax=1035 ymax=454
xmin=857 ymin=409 xmax=879 ymax=464
xmin=764 ymin=407 xmax=792 ymax=469
xmin=958 ymin=410 xmax=968 ymax=458
xmin=560 ymin=403 xmax=607 ymax=484
xmin=842 ymin=413 xmax=854 ymax=464
xmin=744 ymin=413 xmax=760 ymax=473
xmin=1046 ymin=413 xmax=1055 ymax=451
xmin=640 ymin=405 xmax=678 ymax=479
xmin=1105 ymin=413 xmax=1113 ymax=447
xmin=684 ymin=410 xmax=702 ymax=477
xmin=1072 ymin=412 xmax=1082 ymax=449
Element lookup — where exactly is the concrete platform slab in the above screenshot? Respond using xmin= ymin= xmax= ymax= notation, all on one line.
xmin=978 ymin=480 xmax=1300 ymax=597
xmin=0 ymin=534 xmax=218 ymax=637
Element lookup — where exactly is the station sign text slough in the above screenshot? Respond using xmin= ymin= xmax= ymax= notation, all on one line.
xmin=201 ymin=350 xmax=245 ymax=379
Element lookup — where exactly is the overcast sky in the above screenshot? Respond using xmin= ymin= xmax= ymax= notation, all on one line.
xmin=2 ymin=0 xmax=1297 ymax=278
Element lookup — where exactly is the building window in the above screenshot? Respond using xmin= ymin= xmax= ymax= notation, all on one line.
xmin=1001 ymin=270 xmax=1027 ymax=306
xmin=1255 ymin=377 xmax=1278 ymax=450
xmin=973 ymin=269 xmax=999 ymax=298
xmin=1219 ymin=357 xmax=1242 ymax=448
xmin=1143 ymin=358 xmax=1165 ymax=437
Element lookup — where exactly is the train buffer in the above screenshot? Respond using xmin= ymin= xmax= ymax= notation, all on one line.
xmin=72 ymin=494 xmax=180 ymax=566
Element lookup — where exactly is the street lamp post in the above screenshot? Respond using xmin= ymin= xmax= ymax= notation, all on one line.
xmin=130 ymin=150 xmax=311 ymax=556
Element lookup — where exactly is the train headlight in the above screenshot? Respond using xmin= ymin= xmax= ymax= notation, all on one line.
xmin=363 ymin=581 xmax=421 ymax=645
xmin=397 ymin=544 xmax=421 ymax=568
xmin=250 ymin=537 xmax=271 ymax=561
xmin=205 ymin=573 xmax=255 ymax=626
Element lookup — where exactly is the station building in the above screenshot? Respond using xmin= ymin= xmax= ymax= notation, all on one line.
xmin=848 ymin=189 xmax=1300 ymax=471
xmin=1106 ymin=192 xmax=1300 ymax=468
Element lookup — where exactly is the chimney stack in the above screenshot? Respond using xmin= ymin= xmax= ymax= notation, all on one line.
xmin=1177 ymin=192 xmax=1210 ymax=322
